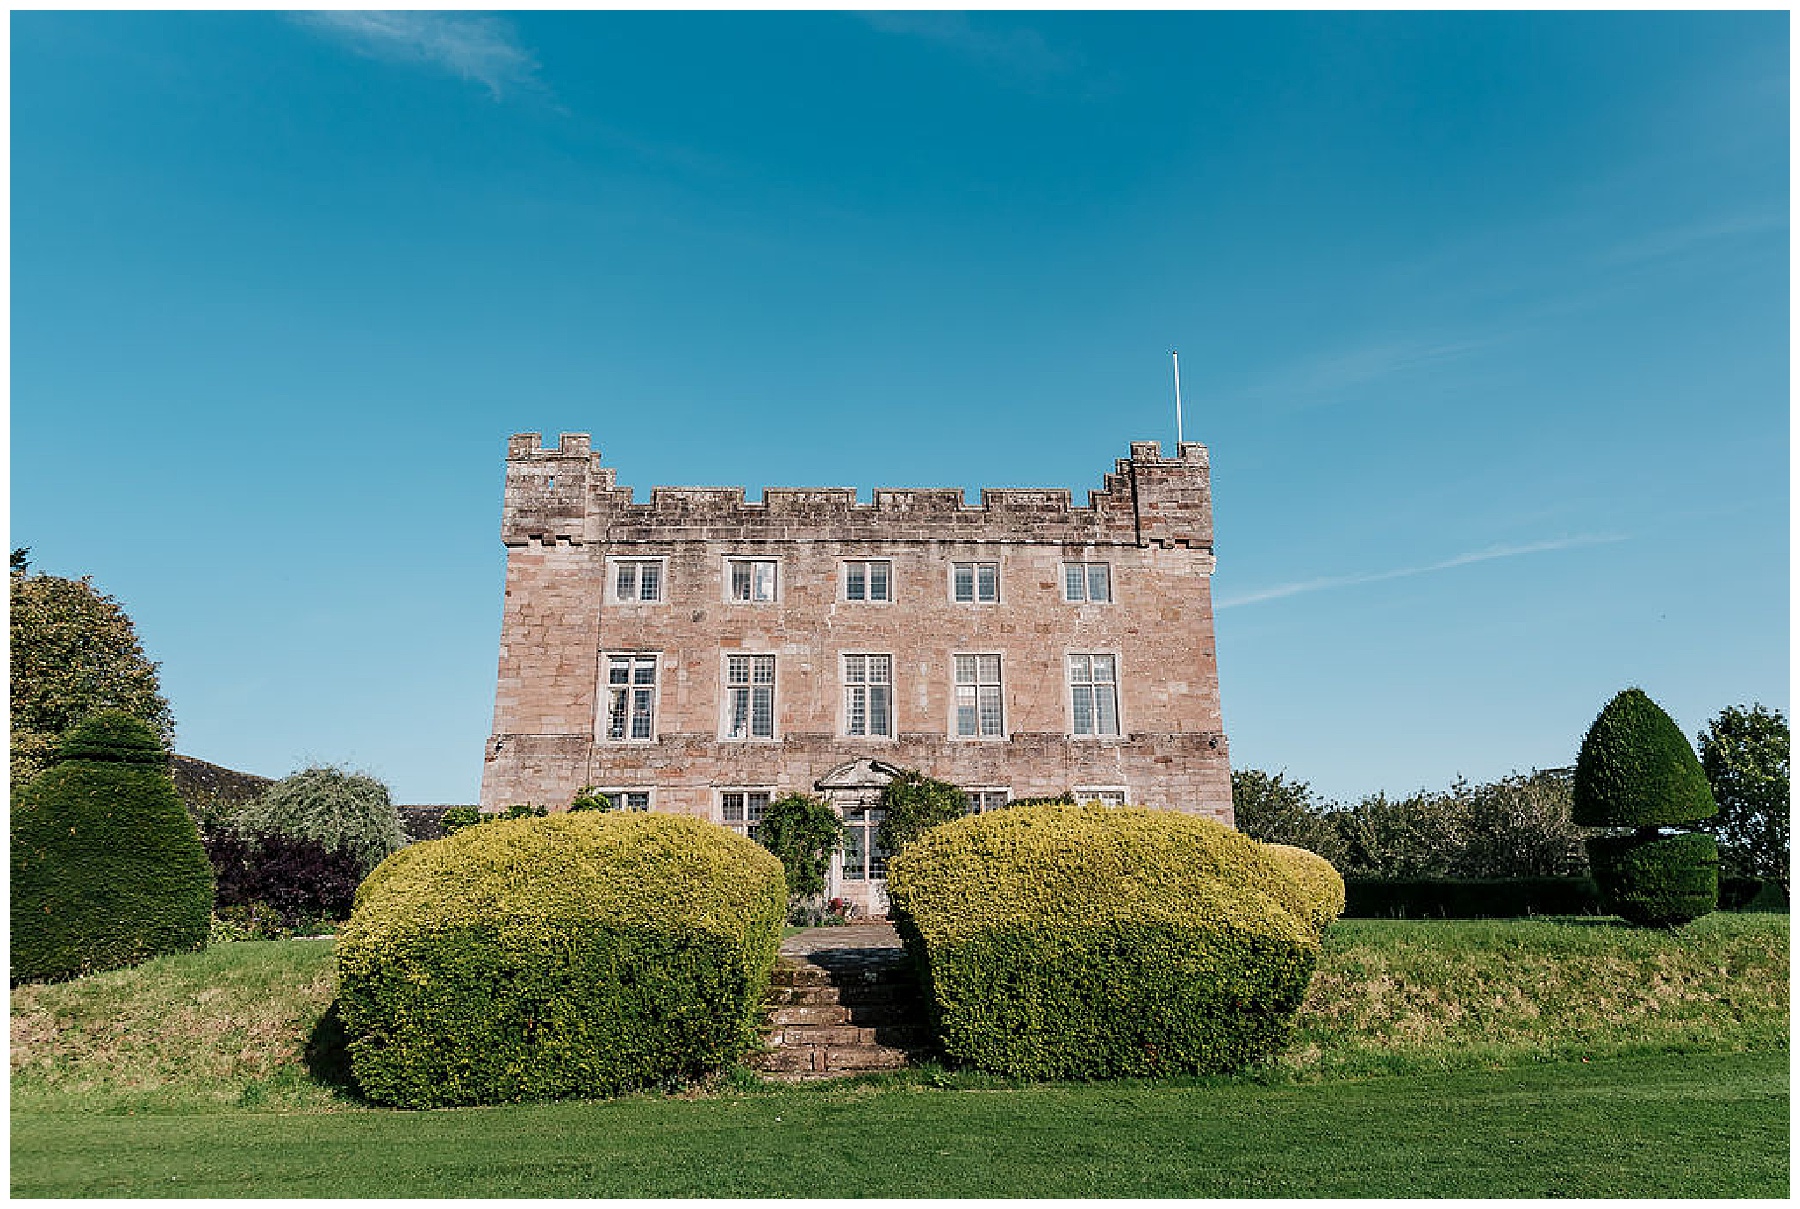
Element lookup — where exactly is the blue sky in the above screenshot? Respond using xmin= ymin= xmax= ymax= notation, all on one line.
xmin=11 ymin=10 xmax=1788 ymax=805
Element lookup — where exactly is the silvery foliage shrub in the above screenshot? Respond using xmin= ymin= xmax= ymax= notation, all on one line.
xmin=237 ymin=765 xmax=405 ymax=878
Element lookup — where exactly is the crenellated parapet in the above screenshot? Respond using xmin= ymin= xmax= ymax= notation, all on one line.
xmin=501 ymin=434 xmax=1212 ymax=549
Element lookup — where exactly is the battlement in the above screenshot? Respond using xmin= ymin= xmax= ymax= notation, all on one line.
xmin=501 ymin=434 xmax=1212 ymax=548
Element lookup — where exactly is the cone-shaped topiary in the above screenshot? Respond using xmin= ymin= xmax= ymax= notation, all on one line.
xmin=1574 ymin=688 xmax=1719 ymax=926
xmin=10 ymin=712 xmax=214 ymax=982
xmin=1573 ymin=688 xmax=1717 ymax=828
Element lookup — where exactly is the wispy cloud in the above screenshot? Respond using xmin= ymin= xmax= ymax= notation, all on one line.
xmin=1216 ymin=534 xmax=1628 ymax=610
xmin=295 ymin=11 xmax=541 ymax=101
xmin=1600 ymin=209 xmax=1786 ymax=268
xmin=1242 ymin=332 xmax=1506 ymax=411
xmin=856 ymin=12 xmax=1073 ymax=81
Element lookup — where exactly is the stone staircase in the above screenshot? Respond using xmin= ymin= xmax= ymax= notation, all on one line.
xmin=753 ymin=938 xmax=934 ymax=1079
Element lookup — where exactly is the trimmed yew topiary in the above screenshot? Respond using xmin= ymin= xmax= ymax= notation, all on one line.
xmin=885 ymin=803 xmax=1320 ymax=1079
xmin=1575 ymin=688 xmax=1720 ymax=926
xmin=10 ymin=712 xmax=214 ymax=983
xmin=1262 ymin=842 xmax=1346 ymax=934
xmin=336 ymin=811 xmax=786 ymax=1107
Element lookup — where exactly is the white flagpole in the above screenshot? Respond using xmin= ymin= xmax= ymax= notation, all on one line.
xmin=1171 ymin=350 xmax=1184 ymax=448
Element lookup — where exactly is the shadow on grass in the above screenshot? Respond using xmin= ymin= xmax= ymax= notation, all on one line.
xmin=303 ymin=1000 xmax=366 ymax=1099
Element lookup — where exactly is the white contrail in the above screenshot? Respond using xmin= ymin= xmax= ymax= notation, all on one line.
xmin=1216 ymin=533 xmax=1629 ymax=610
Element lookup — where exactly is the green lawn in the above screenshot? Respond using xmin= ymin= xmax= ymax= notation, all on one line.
xmin=11 ymin=914 xmax=1790 ymax=1196
xmin=12 ymin=1051 xmax=1787 ymax=1197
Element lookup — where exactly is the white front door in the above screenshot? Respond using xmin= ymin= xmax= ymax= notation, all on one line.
xmin=828 ymin=790 xmax=889 ymax=916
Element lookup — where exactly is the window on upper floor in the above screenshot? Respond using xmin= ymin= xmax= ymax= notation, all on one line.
xmin=952 ymin=561 xmax=999 ymax=603
xmin=719 ymin=788 xmax=771 ymax=837
xmin=602 ymin=654 xmax=658 ymax=742
xmin=1063 ymin=561 xmax=1112 ymax=603
xmin=610 ymin=559 xmax=664 ymax=603
xmin=954 ymin=654 xmax=1004 ymax=738
xmin=843 ymin=654 xmax=893 ymax=738
xmin=727 ymin=559 xmax=777 ymax=602
xmin=724 ymin=654 xmax=776 ymax=739
xmin=1068 ymin=653 xmax=1120 ymax=737
xmin=843 ymin=559 xmax=892 ymax=602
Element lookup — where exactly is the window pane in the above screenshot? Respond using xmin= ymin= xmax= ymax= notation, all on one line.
xmin=747 ymin=792 xmax=769 ymax=823
xmin=979 ymin=654 xmax=1001 ymax=683
xmin=752 ymin=655 xmax=775 ymax=684
xmin=631 ymin=688 xmax=653 ymax=739
xmin=728 ymin=655 xmax=749 ymax=685
xmin=1064 ymin=563 xmax=1085 ymax=601
xmin=845 ymin=655 xmax=866 ymax=683
xmin=847 ymin=563 xmax=865 ymax=600
xmin=753 ymin=562 xmax=775 ymax=600
xmin=843 ymin=826 xmax=866 ymax=881
xmin=731 ymin=563 xmax=750 ymax=600
xmin=1069 ymin=654 xmax=1091 ymax=683
xmin=608 ymin=689 xmax=628 ymax=739
xmin=978 ymin=563 xmax=998 ymax=601
xmin=870 ymin=685 xmax=890 ymax=736
xmin=639 ymin=563 xmax=660 ymax=601
xmin=979 ymin=685 xmax=1003 ymax=736
xmin=953 ymin=564 xmax=973 ymax=602
xmin=721 ymin=792 xmax=744 ymax=823
xmin=627 ymin=792 xmax=649 ymax=811
xmin=728 ymin=689 xmax=749 ymax=737
xmin=616 ymin=564 xmax=636 ymax=599
xmin=848 ymin=686 xmax=866 ymax=735
xmin=1089 ymin=563 xmax=1110 ymax=602
xmin=869 ymin=655 xmax=891 ymax=684
xmin=633 ymin=659 xmax=656 ymax=685
xmin=955 ymin=655 xmax=977 ymax=683
xmin=1091 ymin=654 xmax=1116 ymax=683
xmin=1072 ymin=685 xmax=1094 ymax=735
xmin=1095 ymin=684 xmax=1119 ymax=735
xmin=870 ymin=562 xmax=889 ymax=601
xmin=868 ymin=811 xmax=889 ymax=878
xmin=956 ymin=688 xmax=978 ymax=737
xmin=752 ymin=686 xmax=773 ymax=736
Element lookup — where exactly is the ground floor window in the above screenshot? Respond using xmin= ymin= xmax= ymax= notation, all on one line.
xmin=963 ymin=787 xmax=1011 ymax=815
xmin=595 ymin=788 xmax=651 ymax=811
xmin=719 ymin=788 xmax=772 ymax=837
xmin=1073 ymin=786 xmax=1129 ymax=807
xmin=840 ymin=807 xmax=888 ymax=881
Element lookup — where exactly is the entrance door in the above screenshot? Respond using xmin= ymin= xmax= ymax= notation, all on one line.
xmin=834 ymin=799 xmax=889 ymax=916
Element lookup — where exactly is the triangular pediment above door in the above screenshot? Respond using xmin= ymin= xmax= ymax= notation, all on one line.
xmin=814 ymin=758 xmax=905 ymax=791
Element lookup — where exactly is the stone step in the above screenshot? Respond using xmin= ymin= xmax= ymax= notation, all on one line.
xmin=765 ymin=1001 xmax=916 ymax=1028
xmin=765 ymin=1023 xmax=932 ymax=1049
xmin=750 ymin=1043 xmax=915 ymax=1075
xmin=764 ymin=982 xmax=914 ymax=1007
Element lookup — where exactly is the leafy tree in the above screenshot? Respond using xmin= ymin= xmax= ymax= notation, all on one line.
xmin=1698 ymin=704 xmax=1790 ymax=883
xmin=754 ymin=793 xmax=848 ymax=903
xmin=1230 ymin=769 xmax=1346 ymax=867
xmin=11 ymin=561 xmax=174 ymax=785
xmin=875 ymin=769 xmax=967 ymax=858
xmin=1450 ymin=770 xmax=1586 ymax=878
xmin=1333 ymin=788 xmax=1467 ymax=879
xmin=567 ymin=785 xmax=614 ymax=812
xmin=1574 ymin=688 xmax=1718 ymax=926
xmin=11 ymin=712 xmax=213 ymax=982
xmin=440 ymin=806 xmax=484 ymax=834
xmin=235 ymin=766 xmax=406 ymax=878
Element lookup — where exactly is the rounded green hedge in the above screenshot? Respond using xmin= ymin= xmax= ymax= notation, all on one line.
xmin=1262 ymin=842 xmax=1345 ymax=933
xmin=1573 ymin=688 xmax=1717 ymax=828
xmin=10 ymin=712 xmax=213 ymax=983
xmin=885 ymin=803 xmax=1319 ymax=1079
xmin=1585 ymin=831 xmax=1720 ymax=926
xmin=336 ymin=811 xmax=786 ymax=1107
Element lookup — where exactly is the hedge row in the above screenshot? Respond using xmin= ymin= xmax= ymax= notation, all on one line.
xmin=1342 ymin=874 xmax=1785 ymax=919
xmin=336 ymin=812 xmax=785 ymax=1107
xmin=886 ymin=804 xmax=1321 ymax=1079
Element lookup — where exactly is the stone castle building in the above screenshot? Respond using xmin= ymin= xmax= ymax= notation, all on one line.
xmin=480 ymin=433 xmax=1231 ymax=912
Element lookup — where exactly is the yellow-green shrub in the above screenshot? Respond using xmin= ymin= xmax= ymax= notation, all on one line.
xmin=336 ymin=812 xmax=786 ymax=1107
xmin=1262 ymin=842 xmax=1346 ymax=933
xmin=885 ymin=803 xmax=1319 ymax=1079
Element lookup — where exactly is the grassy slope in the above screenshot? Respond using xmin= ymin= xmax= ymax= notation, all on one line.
xmin=12 ymin=1051 xmax=1788 ymax=1197
xmin=12 ymin=915 xmax=1787 ymax=1113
